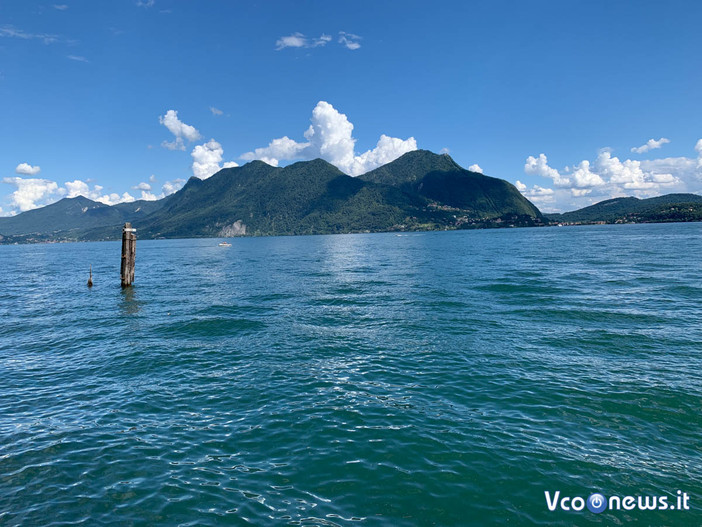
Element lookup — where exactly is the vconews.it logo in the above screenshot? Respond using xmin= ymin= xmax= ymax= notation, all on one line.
xmin=545 ymin=490 xmax=690 ymax=513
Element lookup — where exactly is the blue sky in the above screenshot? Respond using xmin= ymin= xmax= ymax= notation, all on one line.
xmin=1 ymin=0 xmax=701 ymax=215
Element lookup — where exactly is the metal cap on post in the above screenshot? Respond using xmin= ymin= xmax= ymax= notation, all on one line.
xmin=120 ymin=222 xmax=136 ymax=288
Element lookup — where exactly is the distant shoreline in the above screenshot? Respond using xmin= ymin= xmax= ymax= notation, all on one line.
xmin=2 ymin=218 xmax=701 ymax=246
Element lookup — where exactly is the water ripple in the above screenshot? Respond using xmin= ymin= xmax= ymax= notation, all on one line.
xmin=1 ymin=224 xmax=701 ymax=525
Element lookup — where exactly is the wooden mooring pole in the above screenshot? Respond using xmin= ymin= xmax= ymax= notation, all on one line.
xmin=120 ymin=222 xmax=136 ymax=288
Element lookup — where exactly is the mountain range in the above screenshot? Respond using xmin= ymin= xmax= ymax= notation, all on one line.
xmin=546 ymin=194 xmax=702 ymax=224
xmin=3 ymin=151 xmax=701 ymax=244
xmin=0 ymin=150 xmax=544 ymax=243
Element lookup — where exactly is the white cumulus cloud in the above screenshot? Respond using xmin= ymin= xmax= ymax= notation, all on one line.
xmin=468 ymin=164 xmax=483 ymax=173
xmin=349 ymin=135 xmax=418 ymax=176
xmin=515 ymin=182 xmax=555 ymax=204
xmin=519 ymin=139 xmax=702 ymax=212
xmin=138 ymin=191 xmax=158 ymax=201
xmin=102 ymin=192 xmax=135 ymax=205
xmin=240 ymin=101 xmax=417 ymax=176
xmin=64 ymin=179 xmax=95 ymax=198
xmin=191 ymin=139 xmax=239 ymax=179
xmin=15 ymin=163 xmax=41 ymax=176
xmin=64 ymin=179 xmax=135 ymax=205
xmin=2 ymin=177 xmax=60 ymax=212
xmin=570 ymin=159 xmax=605 ymax=188
xmin=159 ymin=110 xmax=202 ymax=151
xmin=132 ymin=182 xmax=151 ymax=191
xmin=524 ymin=153 xmax=571 ymax=187
xmin=594 ymin=151 xmax=657 ymax=190
xmin=162 ymin=178 xmax=186 ymax=196
xmin=631 ymin=137 xmax=670 ymax=154
xmin=61 ymin=175 xmax=191 ymax=206
xmin=240 ymin=136 xmax=306 ymax=167
xmin=2 ymin=167 xmax=195 ymax=215
xmin=210 ymin=106 xmax=223 ymax=116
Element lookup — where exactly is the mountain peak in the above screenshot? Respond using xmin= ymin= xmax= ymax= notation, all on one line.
xmin=288 ymin=158 xmax=342 ymax=171
xmin=183 ymin=176 xmax=204 ymax=187
xmin=397 ymin=149 xmax=461 ymax=167
xmin=359 ymin=149 xmax=462 ymax=185
xmin=60 ymin=195 xmax=102 ymax=206
xmin=245 ymin=159 xmax=277 ymax=169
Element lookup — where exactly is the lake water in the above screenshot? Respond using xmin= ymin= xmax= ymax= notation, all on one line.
xmin=1 ymin=224 xmax=701 ymax=525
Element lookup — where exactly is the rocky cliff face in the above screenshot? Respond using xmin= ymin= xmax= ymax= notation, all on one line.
xmin=219 ymin=220 xmax=247 ymax=236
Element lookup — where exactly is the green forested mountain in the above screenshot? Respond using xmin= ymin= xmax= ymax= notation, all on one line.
xmin=361 ymin=151 xmax=541 ymax=217
xmin=0 ymin=195 xmax=164 ymax=236
xmin=0 ymin=151 xmax=545 ymax=243
xmin=360 ymin=150 xmax=464 ymax=186
xmin=133 ymin=150 xmax=544 ymax=238
xmin=547 ymin=194 xmax=702 ymax=224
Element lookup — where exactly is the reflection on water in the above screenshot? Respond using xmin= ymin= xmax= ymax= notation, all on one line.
xmin=119 ymin=285 xmax=141 ymax=315
xmin=1 ymin=225 xmax=702 ymax=526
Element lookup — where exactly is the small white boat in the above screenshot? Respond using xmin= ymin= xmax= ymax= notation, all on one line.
xmin=218 ymin=242 xmax=232 ymax=247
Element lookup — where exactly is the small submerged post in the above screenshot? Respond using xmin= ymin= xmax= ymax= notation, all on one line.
xmin=87 ymin=265 xmax=93 ymax=288
xmin=120 ymin=222 xmax=136 ymax=288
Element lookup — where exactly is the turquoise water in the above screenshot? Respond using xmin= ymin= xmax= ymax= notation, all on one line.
xmin=1 ymin=224 xmax=701 ymax=525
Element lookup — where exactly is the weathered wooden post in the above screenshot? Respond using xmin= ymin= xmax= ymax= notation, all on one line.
xmin=120 ymin=222 xmax=136 ymax=287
